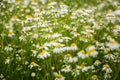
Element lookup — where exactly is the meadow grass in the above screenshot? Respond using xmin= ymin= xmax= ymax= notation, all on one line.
xmin=0 ymin=0 xmax=120 ymax=80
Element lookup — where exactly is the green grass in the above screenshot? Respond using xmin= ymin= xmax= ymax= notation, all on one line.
xmin=0 ymin=0 xmax=120 ymax=80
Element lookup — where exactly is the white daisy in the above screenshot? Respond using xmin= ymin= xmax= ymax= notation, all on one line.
xmin=61 ymin=65 xmax=71 ymax=72
xmin=77 ymin=50 xmax=88 ymax=59
xmin=102 ymin=64 xmax=112 ymax=73
xmin=37 ymin=50 xmax=50 ymax=59
xmin=94 ymin=60 xmax=101 ymax=66
xmin=54 ymin=72 xmax=65 ymax=80
xmin=104 ymin=73 xmax=111 ymax=80
xmin=64 ymin=54 xmax=73 ymax=63
xmin=104 ymin=53 xmax=115 ymax=60
xmin=26 ymin=15 xmax=33 ymax=21
xmin=72 ymin=57 xmax=78 ymax=63
xmin=82 ymin=66 xmax=89 ymax=72
xmin=71 ymin=68 xmax=80 ymax=76
xmin=53 ymin=45 xmax=64 ymax=54
xmin=8 ymin=29 xmax=15 ymax=37
xmin=29 ymin=62 xmax=39 ymax=69
xmin=106 ymin=39 xmax=120 ymax=50
xmin=87 ymin=49 xmax=98 ymax=58
xmin=69 ymin=43 xmax=78 ymax=51
xmin=91 ymin=75 xmax=98 ymax=80
xmin=32 ymin=33 xmax=38 ymax=39
xmin=5 ymin=58 xmax=10 ymax=64
xmin=86 ymin=46 xmax=98 ymax=58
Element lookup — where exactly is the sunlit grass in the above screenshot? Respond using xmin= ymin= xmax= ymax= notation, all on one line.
xmin=0 ymin=0 xmax=120 ymax=80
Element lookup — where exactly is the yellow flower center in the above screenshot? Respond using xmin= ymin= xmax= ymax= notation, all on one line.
xmin=9 ymin=31 xmax=14 ymax=34
xmin=40 ymin=50 xmax=47 ymax=55
xmin=108 ymin=53 xmax=112 ymax=57
xmin=27 ymin=15 xmax=32 ymax=18
xmin=63 ymin=67 xmax=68 ymax=70
xmin=105 ymin=64 xmax=110 ymax=68
xmin=87 ymin=49 xmax=95 ymax=55
xmin=66 ymin=54 xmax=71 ymax=57
xmin=87 ymin=32 xmax=91 ymax=35
xmin=80 ymin=50 xmax=85 ymax=54
xmin=13 ymin=16 xmax=17 ymax=21
xmin=5 ymin=23 xmax=9 ymax=27
xmin=95 ymin=60 xmax=100 ymax=62
xmin=93 ymin=75 xmax=97 ymax=78
xmin=56 ymin=74 xmax=62 ymax=78
xmin=55 ymin=45 xmax=60 ymax=48
xmin=73 ymin=68 xmax=77 ymax=72
xmin=31 ymin=62 xmax=35 ymax=65
xmin=34 ymin=16 xmax=38 ymax=18
xmin=114 ymin=25 xmax=118 ymax=29
xmin=110 ymin=40 xmax=116 ymax=44
xmin=71 ymin=43 xmax=76 ymax=46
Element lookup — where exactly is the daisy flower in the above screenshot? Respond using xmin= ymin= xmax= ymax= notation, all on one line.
xmin=61 ymin=65 xmax=71 ymax=72
xmin=26 ymin=15 xmax=33 ymax=21
xmin=81 ymin=66 xmax=89 ymax=72
xmin=72 ymin=57 xmax=78 ymax=63
xmin=29 ymin=62 xmax=39 ymax=69
xmin=102 ymin=64 xmax=112 ymax=73
xmin=4 ymin=44 xmax=13 ymax=52
xmin=104 ymin=53 xmax=115 ymax=60
xmin=77 ymin=50 xmax=88 ymax=59
xmin=19 ymin=35 xmax=26 ymax=41
xmin=53 ymin=45 xmax=63 ymax=54
xmin=87 ymin=49 xmax=98 ymax=58
xmin=86 ymin=46 xmax=98 ymax=58
xmin=70 ymin=43 xmax=78 ymax=51
xmin=71 ymin=68 xmax=80 ymax=76
xmin=5 ymin=58 xmax=10 ymax=64
xmin=94 ymin=60 xmax=101 ymax=66
xmin=91 ymin=75 xmax=98 ymax=80
xmin=31 ymin=50 xmax=38 ymax=56
xmin=37 ymin=50 xmax=50 ymax=59
xmin=33 ymin=15 xmax=40 ymax=21
xmin=32 ymin=33 xmax=38 ymax=39
xmin=104 ymin=73 xmax=111 ymax=80
xmin=54 ymin=72 xmax=65 ymax=80
xmin=64 ymin=54 xmax=73 ymax=63
xmin=106 ymin=39 xmax=120 ymax=50
xmin=8 ymin=29 xmax=15 ymax=37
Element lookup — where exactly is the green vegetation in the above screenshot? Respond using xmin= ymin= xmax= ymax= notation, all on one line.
xmin=0 ymin=0 xmax=120 ymax=80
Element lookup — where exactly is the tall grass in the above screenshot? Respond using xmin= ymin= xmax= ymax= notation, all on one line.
xmin=0 ymin=0 xmax=120 ymax=80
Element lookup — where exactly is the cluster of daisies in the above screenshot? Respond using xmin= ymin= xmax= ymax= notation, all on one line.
xmin=0 ymin=0 xmax=120 ymax=80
